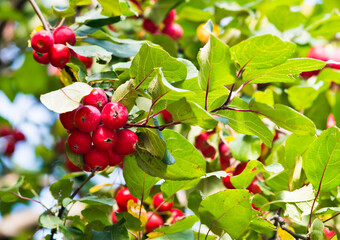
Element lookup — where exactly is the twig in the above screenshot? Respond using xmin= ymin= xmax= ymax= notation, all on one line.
xmin=269 ymin=208 xmax=282 ymax=240
xmin=143 ymin=92 xmax=170 ymax=125
xmin=125 ymin=120 xmax=183 ymax=131
xmin=137 ymin=174 xmax=146 ymax=240
xmin=56 ymin=17 xmax=66 ymax=28
xmin=28 ymin=0 xmax=51 ymax=32
xmin=323 ymin=212 xmax=340 ymax=223
xmin=205 ymin=211 xmax=229 ymax=240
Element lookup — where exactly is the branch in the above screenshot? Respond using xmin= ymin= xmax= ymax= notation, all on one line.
xmin=125 ymin=120 xmax=183 ymax=131
xmin=28 ymin=0 xmax=51 ymax=32
xmin=323 ymin=212 xmax=340 ymax=223
xmin=143 ymin=92 xmax=170 ymax=125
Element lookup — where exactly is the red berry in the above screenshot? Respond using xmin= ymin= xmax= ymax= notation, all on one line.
xmin=78 ymin=54 xmax=93 ymax=68
xmin=53 ymin=26 xmax=76 ymax=46
xmin=74 ymin=105 xmax=101 ymax=133
xmin=153 ymin=192 xmax=173 ymax=212
xmin=92 ymin=125 xmax=117 ymax=150
xmin=111 ymin=210 xmax=118 ymax=224
xmin=84 ymin=147 xmax=109 ymax=171
xmin=247 ymin=180 xmax=261 ymax=194
xmin=13 ymin=130 xmax=25 ymax=142
xmin=115 ymin=187 xmax=138 ymax=212
xmin=4 ymin=138 xmax=16 ymax=156
xmin=324 ymin=227 xmax=336 ymax=240
xmin=65 ymin=158 xmax=81 ymax=172
xmin=251 ymin=203 xmax=260 ymax=211
xmin=143 ymin=19 xmax=159 ymax=33
xmin=301 ymin=46 xmax=327 ymax=78
xmin=101 ymin=102 xmax=129 ymax=129
xmin=59 ymin=107 xmax=79 ymax=132
xmin=114 ymin=130 xmax=139 ymax=155
xmin=163 ymin=9 xmax=176 ymax=25
xmin=161 ymin=109 xmax=173 ymax=123
xmin=146 ymin=212 xmax=164 ymax=233
xmin=162 ymin=23 xmax=183 ymax=41
xmin=195 ymin=132 xmax=210 ymax=151
xmin=33 ymin=50 xmax=49 ymax=65
xmin=327 ymin=113 xmax=336 ymax=128
xmin=170 ymin=208 xmax=184 ymax=224
xmin=48 ymin=44 xmax=71 ymax=68
xmin=83 ymin=88 xmax=108 ymax=111
xmin=67 ymin=130 xmax=92 ymax=154
xmin=222 ymin=171 xmax=235 ymax=189
xmin=0 ymin=126 xmax=12 ymax=137
xmin=234 ymin=161 xmax=248 ymax=176
xmin=107 ymin=148 xmax=124 ymax=166
xmin=219 ymin=142 xmax=231 ymax=170
xmin=31 ymin=30 xmax=54 ymax=53
xmin=201 ymin=145 xmax=216 ymax=158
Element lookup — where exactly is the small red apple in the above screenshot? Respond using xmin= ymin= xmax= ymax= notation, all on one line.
xmin=146 ymin=212 xmax=164 ymax=232
xmin=153 ymin=192 xmax=173 ymax=212
xmin=115 ymin=187 xmax=138 ymax=212
xmin=113 ymin=130 xmax=139 ymax=156
xmin=31 ymin=30 xmax=54 ymax=53
xmin=53 ymin=26 xmax=76 ymax=46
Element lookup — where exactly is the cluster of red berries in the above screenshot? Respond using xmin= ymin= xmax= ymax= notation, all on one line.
xmin=0 ymin=126 xmax=25 ymax=156
xmin=31 ymin=26 xmax=92 ymax=69
xmin=111 ymin=188 xmax=184 ymax=233
xmin=59 ymin=87 xmax=139 ymax=172
xmin=143 ymin=9 xmax=183 ymax=41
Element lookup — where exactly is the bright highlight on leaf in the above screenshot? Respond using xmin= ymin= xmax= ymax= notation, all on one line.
xmin=89 ymin=183 xmax=112 ymax=193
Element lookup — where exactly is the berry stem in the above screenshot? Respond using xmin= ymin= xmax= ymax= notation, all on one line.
xmin=28 ymin=0 xmax=51 ymax=33
xmin=323 ymin=212 xmax=340 ymax=223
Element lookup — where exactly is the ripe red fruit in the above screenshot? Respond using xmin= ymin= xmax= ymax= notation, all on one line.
xmin=170 ymin=208 xmax=184 ymax=224
xmin=114 ymin=130 xmax=139 ymax=155
xmin=65 ymin=158 xmax=81 ymax=172
xmin=234 ymin=161 xmax=248 ymax=176
xmin=143 ymin=19 xmax=159 ymax=33
xmin=146 ymin=212 xmax=164 ymax=233
xmin=115 ymin=187 xmax=138 ymax=212
xmin=163 ymin=9 xmax=176 ymax=25
xmin=59 ymin=107 xmax=79 ymax=132
xmin=78 ymin=54 xmax=93 ymax=68
xmin=92 ymin=125 xmax=117 ymax=150
xmin=161 ymin=109 xmax=173 ymax=123
xmin=53 ymin=26 xmax=76 ymax=46
xmin=33 ymin=50 xmax=49 ymax=65
xmin=4 ymin=138 xmax=16 ymax=156
xmin=247 ymin=180 xmax=261 ymax=194
xmin=219 ymin=142 xmax=231 ymax=170
xmin=111 ymin=210 xmax=118 ymax=224
xmin=13 ymin=130 xmax=25 ymax=142
xmin=84 ymin=147 xmax=109 ymax=171
xmin=327 ymin=113 xmax=336 ymax=128
xmin=195 ymin=132 xmax=210 ymax=151
xmin=324 ymin=227 xmax=336 ymax=240
xmin=31 ymin=30 xmax=54 ymax=53
xmin=101 ymin=102 xmax=129 ymax=129
xmin=67 ymin=130 xmax=92 ymax=154
xmin=301 ymin=46 xmax=327 ymax=78
xmin=222 ymin=171 xmax=235 ymax=189
xmin=107 ymin=148 xmax=124 ymax=166
xmin=0 ymin=126 xmax=12 ymax=137
xmin=162 ymin=23 xmax=183 ymax=41
xmin=74 ymin=105 xmax=101 ymax=132
xmin=153 ymin=192 xmax=173 ymax=212
xmin=83 ymin=88 xmax=108 ymax=111
xmin=201 ymin=145 xmax=216 ymax=158
xmin=48 ymin=44 xmax=71 ymax=68
xmin=251 ymin=203 xmax=260 ymax=211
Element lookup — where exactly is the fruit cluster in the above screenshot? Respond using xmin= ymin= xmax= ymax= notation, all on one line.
xmin=111 ymin=188 xmax=184 ymax=233
xmin=143 ymin=9 xmax=183 ymax=41
xmin=31 ymin=26 xmax=92 ymax=69
xmin=59 ymin=87 xmax=138 ymax=172
xmin=0 ymin=126 xmax=25 ymax=156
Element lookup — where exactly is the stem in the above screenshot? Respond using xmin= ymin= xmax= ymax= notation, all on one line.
xmin=143 ymin=92 xmax=169 ymax=125
xmin=125 ymin=120 xmax=183 ymax=131
xmin=137 ymin=174 xmax=146 ymax=240
xmin=56 ymin=18 xmax=66 ymax=28
xmin=205 ymin=211 xmax=229 ymax=240
xmin=28 ymin=0 xmax=51 ymax=32
xmin=9 ymin=191 xmax=53 ymax=215
xmin=323 ymin=212 xmax=340 ymax=223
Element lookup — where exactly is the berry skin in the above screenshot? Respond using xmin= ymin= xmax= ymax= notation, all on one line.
xmin=162 ymin=23 xmax=183 ymax=41
xmin=115 ymin=187 xmax=138 ymax=212
xmin=53 ymin=26 xmax=76 ymax=46
xmin=59 ymin=107 xmax=79 ymax=132
xmin=0 ymin=126 xmax=12 ymax=137
xmin=74 ymin=105 xmax=101 ymax=133
xmin=247 ymin=180 xmax=261 ymax=194
xmin=4 ymin=138 xmax=16 ymax=156
xmin=201 ymin=145 xmax=216 ymax=158
xmin=234 ymin=161 xmax=248 ymax=176
xmin=327 ymin=113 xmax=336 ymax=128
xmin=143 ymin=19 xmax=159 ymax=33
xmin=77 ymin=54 xmax=93 ymax=69
xmin=161 ymin=109 xmax=173 ymax=123
xmin=111 ymin=210 xmax=118 ymax=224
xmin=170 ymin=208 xmax=184 ymax=224
xmin=195 ymin=132 xmax=210 ymax=151
xmin=153 ymin=192 xmax=173 ymax=212
xmin=219 ymin=142 xmax=231 ymax=170
xmin=31 ymin=30 xmax=54 ymax=53
xmin=48 ymin=44 xmax=71 ymax=68
xmin=92 ymin=125 xmax=117 ymax=150
xmin=114 ymin=130 xmax=139 ymax=156
xmin=324 ymin=227 xmax=336 ymax=240
xmin=67 ymin=130 xmax=92 ymax=154
xmin=251 ymin=203 xmax=260 ymax=211
xmin=13 ymin=130 xmax=25 ymax=142
xmin=65 ymin=158 xmax=81 ymax=172
xmin=33 ymin=50 xmax=49 ymax=65
xmin=107 ymin=148 xmax=124 ymax=166
xmin=163 ymin=9 xmax=176 ymax=25
xmin=146 ymin=212 xmax=164 ymax=233
xmin=101 ymin=102 xmax=129 ymax=129
xmin=84 ymin=147 xmax=109 ymax=171
xmin=222 ymin=171 xmax=235 ymax=189
xmin=83 ymin=88 xmax=108 ymax=111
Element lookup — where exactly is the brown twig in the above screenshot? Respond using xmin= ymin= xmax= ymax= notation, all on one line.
xmin=323 ymin=212 xmax=340 ymax=223
xmin=28 ymin=0 xmax=51 ymax=32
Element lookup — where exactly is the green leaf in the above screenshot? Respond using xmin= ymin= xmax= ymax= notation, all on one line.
xmin=88 ymin=71 xmax=118 ymax=82
xmin=286 ymin=86 xmax=320 ymax=111
xmin=52 ymin=0 xmax=91 ymax=18
xmin=50 ymin=179 xmax=73 ymax=201
xmin=197 ymin=34 xmax=236 ymax=92
xmin=188 ymin=190 xmax=203 ymax=216
xmin=130 ymin=42 xmax=187 ymax=89
xmin=229 ymin=134 xmax=261 ymax=161
xmin=161 ymin=179 xmax=200 ymax=200
xmin=243 ymin=59 xmax=326 ymax=84
xmin=82 ymin=205 xmax=111 ymax=226
xmin=67 ymin=45 xmax=112 ymax=62
xmin=77 ymin=196 xmax=115 ymax=205
xmin=111 ymin=220 xmax=129 ymax=240
xmin=39 ymin=212 xmax=63 ymax=228
xmin=274 ymin=185 xmax=315 ymax=202
xmin=0 ymin=176 xmax=24 ymax=202
xmin=117 ymin=212 xmax=143 ymax=231
xmin=309 ymin=219 xmax=324 ymax=240
xmin=146 ymin=0 xmax=185 ymax=25
xmin=167 ymin=98 xmax=218 ymax=130
xmin=150 ymin=230 xmax=195 ymax=239
xmin=76 ymin=8 xmax=121 ymax=27
xmin=135 ymin=129 xmax=206 ymax=180
xmin=198 ymin=190 xmax=252 ymax=238
xmin=65 ymin=143 xmax=84 ymax=169
xmin=123 ymin=155 xmax=160 ymax=199
xmin=252 ymin=89 xmax=274 ymax=107
xmin=155 ymin=215 xmax=199 ymax=234
xmin=98 ymin=0 xmax=121 ymax=17
xmin=302 ymin=127 xmax=340 ymax=192
xmin=307 ymin=12 xmax=340 ymax=40
xmin=230 ymin=34 xmax=295 ymax=69
xmin=111 ymin=80 xmax=137 ymax=111
xmin=267 ymin=5 xmax=306 ymax=32
xmin=138 ymin=128 xmax=166 ymax=160
xmin=249 ymin=101 xmax=316 ymax=136
xmin=40 ymin=82 xmax=92 ymax=114
xmin=249 ymin=214 xmax=276 ymax=233
xmin=178 ymin=6 xmax=213 ymax=22
xmin=217 ymin=97 xmax=273 ymax=147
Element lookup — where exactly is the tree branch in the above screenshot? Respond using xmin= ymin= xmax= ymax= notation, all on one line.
xmin=28 ymin=0 xmax=51 ymax=32
xmin=323 ymin=211 xmax=340 ymax=223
